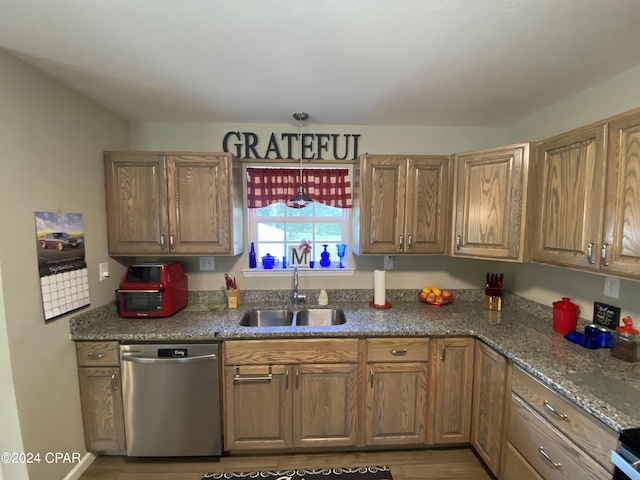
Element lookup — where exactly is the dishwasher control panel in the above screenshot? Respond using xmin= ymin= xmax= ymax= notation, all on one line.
xmin=158 ymin=348 xmax=188 ymax=357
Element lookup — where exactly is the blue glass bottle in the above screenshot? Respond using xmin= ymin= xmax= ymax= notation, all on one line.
xmin=249 ymin=242 xmax=257 ymax=268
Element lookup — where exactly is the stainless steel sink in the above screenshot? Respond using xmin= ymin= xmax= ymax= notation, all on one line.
xmin=239 ymin=309 xmax=294 ymax=327
xmin=295 ymin=309 xmax=347 ymax=326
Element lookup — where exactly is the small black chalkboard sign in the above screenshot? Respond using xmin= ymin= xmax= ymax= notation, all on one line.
xmin=593 ymin=302 xmax=621 ymax=329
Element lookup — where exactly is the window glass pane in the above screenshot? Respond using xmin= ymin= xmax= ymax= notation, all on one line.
xmin=255 ymin=204 xmax=285 ymax=217
xmin=314 ymin=203 xmax=342 ymax=217
xmin=257 ymin=243 xmax=285 ymax=259
xmin=286 ymin=205 xmax=312 ymax=218
xmin=315 ymin=223 xmax=342 ymax=242
xmin=286 ymin=223 xmax=313 ymax=241
xmin=257 ymin=222 xmax=285 ymax=241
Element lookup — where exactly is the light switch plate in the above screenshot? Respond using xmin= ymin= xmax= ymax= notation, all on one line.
xmin=604 ymin=276 xmax=620 ymax=299
xmin=99 ymin=262 xmax=110 ymax=282
xmin=384 ymin=256 xmax=394 ymax=270
xmin=199 ymin=257 xmax=215 ymax=271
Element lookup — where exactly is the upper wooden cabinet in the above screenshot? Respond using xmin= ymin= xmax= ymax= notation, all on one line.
xmin=452 ymin=144 xmax=530 ymax=261
xmin=531 ymin=109 xmax=640 ymax=280
xmin=353 ymin=154 xmax=452 ymax=255
xmin=104 ymin=151 xmax=243 ymax=256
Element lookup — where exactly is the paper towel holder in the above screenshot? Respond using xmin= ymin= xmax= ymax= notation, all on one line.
xmin=370 ymin=300 xmax=392 ymax=309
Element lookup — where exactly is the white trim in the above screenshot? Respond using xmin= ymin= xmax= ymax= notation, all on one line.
xmin=62 ymin=452 xmax=96 ymax=480
xmin=241 ymin=268 xmax=355 ymax=278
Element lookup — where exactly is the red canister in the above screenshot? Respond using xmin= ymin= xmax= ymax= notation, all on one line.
xmin=553 ymin=297 xmax=579 ymax=334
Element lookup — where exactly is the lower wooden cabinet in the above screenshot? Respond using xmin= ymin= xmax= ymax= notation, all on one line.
xmin=223 ymin=339 xmax=359 ymax=452
xmin=509 ymin=394 xmax=609 ymax=480
xmin=506 ymin=366 xmax=617 ymax=480
xmin=471 ymin=341 xmax=509 ymax=477
xmin=365 ymin=338 xmax=430 ymax=446
xmin=432 ymin=337 xmax=475 ymax=444
xmin=76 ymin=342 xmax=126 ymax=452
xmin=503 ymin=441 xmax=544 ymax=480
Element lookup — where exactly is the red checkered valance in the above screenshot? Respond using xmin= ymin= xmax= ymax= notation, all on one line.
xmin=246 ymin=167 xmax=352 ymax=208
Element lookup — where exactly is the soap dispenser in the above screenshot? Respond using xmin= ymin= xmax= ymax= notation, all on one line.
xmin=318 ymin=289 xmax=328 ymax=306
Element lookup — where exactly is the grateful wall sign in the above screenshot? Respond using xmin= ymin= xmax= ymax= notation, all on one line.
xmin=223 ymin=131 xmax=361 ymax=160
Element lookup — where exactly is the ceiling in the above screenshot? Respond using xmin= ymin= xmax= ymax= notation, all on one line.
xmin=2 ymin=0 xmax=640 ymax=127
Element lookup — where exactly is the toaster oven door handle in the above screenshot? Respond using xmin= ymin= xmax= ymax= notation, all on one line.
xmin=115 ymin=288 xmax=166 ymax=293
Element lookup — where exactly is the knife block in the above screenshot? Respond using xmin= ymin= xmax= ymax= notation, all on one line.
xmin=225 ymin=289 xmax=242 ymax=309
xmin=484 ymin=295 xmax=502 ymax=311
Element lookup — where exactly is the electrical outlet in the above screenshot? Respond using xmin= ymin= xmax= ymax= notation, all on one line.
xmin=604 ymin=276 xmax=620 ymax=299
xmin=199 ymin=257 xmax=215 ymax=271
xmin=99 ymin=262 xmax=110 ymax=282
xmin=384 ymin=256 xmax=394 ymax=270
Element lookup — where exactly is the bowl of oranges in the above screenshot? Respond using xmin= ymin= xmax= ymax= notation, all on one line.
xmin=418 ymin=286 xmax=453 ymax=307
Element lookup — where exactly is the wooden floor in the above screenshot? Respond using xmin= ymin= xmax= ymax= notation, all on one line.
xmin=79 ymin=448 xmax=494 ymax=480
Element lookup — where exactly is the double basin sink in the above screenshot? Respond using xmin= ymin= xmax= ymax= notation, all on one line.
xmin=240 ymin=308 xmax=346 ymax=327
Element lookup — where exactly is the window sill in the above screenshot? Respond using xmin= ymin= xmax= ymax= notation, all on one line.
xmin=241 ymin=268 xmax=355 ymax=278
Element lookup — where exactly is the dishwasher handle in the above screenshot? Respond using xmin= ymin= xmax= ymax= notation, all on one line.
xmin=121 ymin=353 xmax=217 ymax=364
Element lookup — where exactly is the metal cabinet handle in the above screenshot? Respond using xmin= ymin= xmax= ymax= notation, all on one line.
xmin=295 ymin=369 xmax=299 ymax=388
xmin=285 ymin=369 xmax=289 ymax=389
xmin=543 ymin=400 xmax=568 ymax=420
xmin=170 ymin=235 xmax=174 ymax=247
xmin=160 ymin=235 xmax=165 ymax=246
xmin=587 ymin=241 xmax=596 ymax=264
xmin=539 ymin=446 xmax=561 ymax=469
xmin=111 ymin=373 xmax=118 ymax=391
xmin=370 ymin=369 xmax=374 ymax=388
xmin=87 ymin=352 xmax=107 ymax=360
xmin=440 ymin=343 xmax=446 ymax=361
xmin=602 ymin=243 xmax=611 ymax=267
xmin=233 ymin=365 xmax=273 ymax=382
xmin=390 ymin=349 xmax=407 ymax=356
xmin=456 ymin=235 xmax=461 ymax=251
xmin=399 ymin=235 xmax=403 ymax=250
xmin=407 ymin=235 xmax=412 ymax=250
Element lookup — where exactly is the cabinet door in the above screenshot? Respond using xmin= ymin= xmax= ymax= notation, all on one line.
xmin=531 ymin=126 xmax=607 ymax=269
xmin=78 ymin=367 xmax=126 ymax=452
xmin=104 ymin=153 xmax=168 ymax=254
xmin=365 ymin=362 xmax=428 ymax=446
xmin=224 ymin=365 xmax=292 ymax=451
xmin=167 ymin=154 xmax=233 ymax=254
xmin=359 ymin=156 xmax=407 ymax=254
xmin=433 ymin=338 xmax=475 ymax=444
xmin=405 ymin=157 xmax=451 ymax=254
xmin=602 ymin=111 xmax=640 ymax=279
xmin=453 ymin=144 xmax=528 ymax=261
xmin=293 ymin=363 xmax=357 ymax=448
xmin=471 ymin=342 xmax=508 ymax=477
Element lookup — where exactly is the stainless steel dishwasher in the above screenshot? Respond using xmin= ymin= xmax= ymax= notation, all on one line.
xmin=120 ymin=343 xmax=221 ymax=457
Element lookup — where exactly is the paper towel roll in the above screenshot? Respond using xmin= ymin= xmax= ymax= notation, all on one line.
xmin=374 ymin=270 xmax=386 ymax=306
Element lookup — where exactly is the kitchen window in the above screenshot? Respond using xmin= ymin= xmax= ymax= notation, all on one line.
xmin=245 ymin=167 xmax=352 ymax=271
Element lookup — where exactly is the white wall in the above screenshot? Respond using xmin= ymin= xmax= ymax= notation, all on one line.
xmin=506 ymin=64 xmax=640 ymax=322
xmin=0 ymin=49 xmax=129 ymax=480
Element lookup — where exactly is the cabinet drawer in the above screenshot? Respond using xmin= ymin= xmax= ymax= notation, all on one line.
xmin=225 ymin=339 xmax=358 ymax=364
xmin=76 ymin=341 xmax=119 ymax=367
xmin=366 ymin=338 xmax=429 ymax=362
xmin=512 ymin=367 xmax=616 ymax=471
xmin=509 ymin=394 xmax=609 ymax=480
xmin=503 ymin=441 xmax=544 ymax=480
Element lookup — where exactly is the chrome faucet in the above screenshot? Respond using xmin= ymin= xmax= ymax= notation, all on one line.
xmin=292 ymin=264 xmax=306 ymax=305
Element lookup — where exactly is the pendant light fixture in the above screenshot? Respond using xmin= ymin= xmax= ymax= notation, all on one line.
xmin=289 ymin=112 xmax=313 ymax=207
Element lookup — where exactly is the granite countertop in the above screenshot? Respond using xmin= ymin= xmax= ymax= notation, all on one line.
xmin=70 ymin=288 xmax=640 ymax=433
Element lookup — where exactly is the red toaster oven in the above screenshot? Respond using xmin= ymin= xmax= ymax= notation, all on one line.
xmin=116 ymin=262 xmax=188 ymax=317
